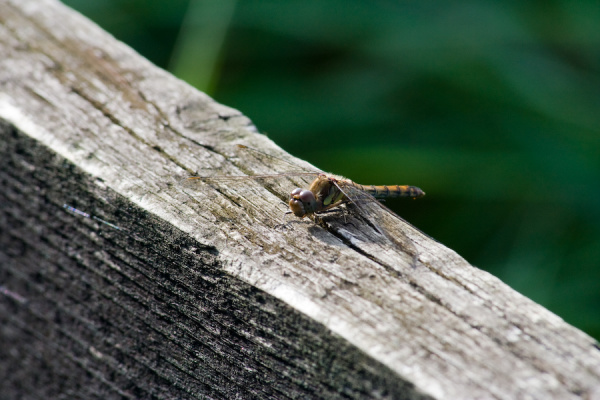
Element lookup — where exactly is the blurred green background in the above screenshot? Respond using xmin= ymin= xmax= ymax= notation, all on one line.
xmin=62 ymin=0 xmax=600 ymax=340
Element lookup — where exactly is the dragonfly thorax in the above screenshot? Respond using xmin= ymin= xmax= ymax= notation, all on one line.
xmin=289 ymin=188 xmax=318 ymax=218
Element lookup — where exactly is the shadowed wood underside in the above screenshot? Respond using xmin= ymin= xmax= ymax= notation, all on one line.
xmin=0 ymin=1 xmax=599 ymax=399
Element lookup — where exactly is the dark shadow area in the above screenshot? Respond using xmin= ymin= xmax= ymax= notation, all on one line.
xmin=0 ymin=120 xmax=433 ymax=399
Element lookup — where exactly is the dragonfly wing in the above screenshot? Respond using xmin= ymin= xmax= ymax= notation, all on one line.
xmin=182 ymin=144 xmax=322 ymax=191
xmin=180 ymin=171 xmax=321 ymax=224
xmin=333 ymin=181 xmax=419 ymax=262
xmin=181 ymin=172 xmax=318 ymax=193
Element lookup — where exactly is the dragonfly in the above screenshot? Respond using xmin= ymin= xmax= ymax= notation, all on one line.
xmin=287 ymin=172 xmax=424 ymax=220
xmin=183 ymin=145 xmax=425 ymax=251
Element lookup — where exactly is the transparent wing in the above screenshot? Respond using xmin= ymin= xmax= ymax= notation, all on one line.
xmin=180 ymin=172 xmax=319 ymax=208
xmin=333 ymin=181 xmax=419 ymax=262
xmin=179 ymin=144 xmax=421 ymax=262
xmin=182 ymin=172 xmax=318 ymax=187
xmin=181 ymin=144 xmax=321 ymax=193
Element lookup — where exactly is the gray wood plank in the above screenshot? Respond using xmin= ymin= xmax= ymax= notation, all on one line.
xmin=0 ymin=0 xmax=599 ymax=399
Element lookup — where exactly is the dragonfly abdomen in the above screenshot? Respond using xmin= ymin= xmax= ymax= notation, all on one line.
xmin=352 ymin=183 xmax=425 ymax=199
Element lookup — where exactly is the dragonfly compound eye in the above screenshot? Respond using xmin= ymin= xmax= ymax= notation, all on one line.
xmin=289 ymin=189 xmax=317 ymax=218
xmin=298 ymin=190 xmax=315 ymax=203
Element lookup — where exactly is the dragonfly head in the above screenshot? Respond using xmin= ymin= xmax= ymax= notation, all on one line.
xmin=289 ymin=188 xmax=317 ymax=218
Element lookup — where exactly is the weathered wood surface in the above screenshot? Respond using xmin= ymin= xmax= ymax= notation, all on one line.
xmin=1 ymin=0 xmax=599 ymax=399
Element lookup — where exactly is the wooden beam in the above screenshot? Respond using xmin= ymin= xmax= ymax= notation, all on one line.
xmin=1 ymin=0 xmax=599 ymax=398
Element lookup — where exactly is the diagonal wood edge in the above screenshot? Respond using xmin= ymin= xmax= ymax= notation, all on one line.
xmin=0 ymin=0 xmax=599 ymax=399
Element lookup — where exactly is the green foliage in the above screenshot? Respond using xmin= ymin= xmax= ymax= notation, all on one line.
xmin=63 ymin=0 xmax=600 ymax=340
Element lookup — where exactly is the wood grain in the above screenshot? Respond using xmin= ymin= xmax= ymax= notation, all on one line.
xmin=1 ymin=0 xmax=599 ymax=399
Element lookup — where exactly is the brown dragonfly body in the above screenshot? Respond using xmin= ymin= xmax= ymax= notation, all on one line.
xmin=288 ymin=173 xmax=425 ymax=219
xmin=185 ymin=146 xmax=425 ymax=232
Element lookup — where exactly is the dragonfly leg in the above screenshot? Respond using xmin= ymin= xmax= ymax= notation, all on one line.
xmin=315 ymin=200 xmax=351 ymax=223
xmin=341 ymin=202 xmax=349 ymax=223
xmin=274 ymin=211 xmax=294 ymax=231
xmin=317 ymin=200 xmax=347 ymax=214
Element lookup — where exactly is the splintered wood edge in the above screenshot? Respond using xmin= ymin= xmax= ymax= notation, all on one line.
xmin=1 ymin=0 xmax=599 ymax=399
